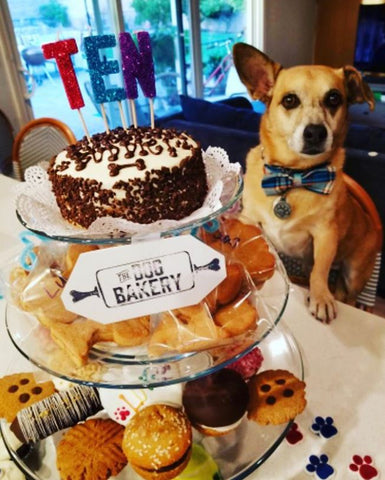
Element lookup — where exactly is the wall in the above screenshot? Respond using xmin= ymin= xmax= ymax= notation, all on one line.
xmin=314 ymin=0 xmax=361 ymax=67
xmin=263 ymin=0 xmax=318 ymax=66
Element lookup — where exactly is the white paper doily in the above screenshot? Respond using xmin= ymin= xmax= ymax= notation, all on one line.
xmin=15 ymin=147 xmax=242 ymax=240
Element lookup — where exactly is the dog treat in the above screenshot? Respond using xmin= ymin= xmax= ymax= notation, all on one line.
xmin=49 ymin=316 xmax=151 ymax=367
xmin=247 ymin=369 xmax=307 ymax=425
xmin=182 ymin=369 xmax=249 ymax=436
xmin=10 ymin=385 xmax=102 ymax=443
xmin=56 ymin=418 xmax=127 ymax=480
xmin=122 ymin=404 xmax=192 ymax=480
xmin=227 ymin=346 xmax=264 ymax=380
xmin=214 ymin=297 xmax=258 ymax=338
xmin=148 ymin=303 xmax=220 ymax=357
xmin=205 ymin=261 xmax=245 ymax=313
xmin=203 ymin=217 xmax=276 ymax=285
xmin=0 ymin=373 xmax=55 ymax=423
xmin=63 ymin=243 xmax=99 ymax=278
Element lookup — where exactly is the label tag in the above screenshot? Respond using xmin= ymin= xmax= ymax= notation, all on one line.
xmin=62 ymin=235 xmax=226 ymax=323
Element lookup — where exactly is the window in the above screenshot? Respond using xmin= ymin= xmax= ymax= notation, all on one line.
xmin=5 ymin=0 xmax=256 ymax=138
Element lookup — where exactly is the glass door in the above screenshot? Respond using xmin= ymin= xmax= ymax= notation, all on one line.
xmin=3 ymin=0 xmax=253 ymax=139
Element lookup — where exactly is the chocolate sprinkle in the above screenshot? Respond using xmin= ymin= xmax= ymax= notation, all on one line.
xmin=48 ymin=126 xmax=208 ymax=228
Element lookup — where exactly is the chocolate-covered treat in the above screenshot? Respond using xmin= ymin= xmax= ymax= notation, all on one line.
xmin=11 ymin=385 xmax=102 ymax=443
xmin=182 ymin=369 xmax=249 ymax=436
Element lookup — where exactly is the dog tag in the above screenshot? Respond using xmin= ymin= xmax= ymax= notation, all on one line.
xmin=273 ymin=196 xmax=291 ymax=219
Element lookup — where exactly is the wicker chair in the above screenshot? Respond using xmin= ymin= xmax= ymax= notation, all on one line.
xmin=12 ymin=117 xmax=77 ymax=181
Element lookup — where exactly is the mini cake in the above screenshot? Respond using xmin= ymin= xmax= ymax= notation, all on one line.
xmin=182 ymin=369 xmax=249 ymax=436
xmin=48 ymin=126 xmax=208 ymax=228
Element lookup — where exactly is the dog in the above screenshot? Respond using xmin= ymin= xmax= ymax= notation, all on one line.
xmin=232 ymin=42 xmax=377 ymax=323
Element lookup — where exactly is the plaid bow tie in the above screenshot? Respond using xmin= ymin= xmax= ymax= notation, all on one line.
xmin=261 ymin=162 xmax=336 ymax=196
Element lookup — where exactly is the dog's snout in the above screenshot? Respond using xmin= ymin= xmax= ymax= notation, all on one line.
xmin=304 ymin=124 xmax=327 ymax=144
xmin=302 ymin=124 xmax=328 ymax=155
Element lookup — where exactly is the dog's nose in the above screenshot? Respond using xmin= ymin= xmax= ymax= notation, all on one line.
xmin=303 ymin=124 xmax=327 ymax=145
xmin=302 ymin=124 xmax=328 ymax=154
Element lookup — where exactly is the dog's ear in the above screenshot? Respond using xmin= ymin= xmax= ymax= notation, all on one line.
xmin=232 ymin=43 xmax=282 ymax=103
xmin=343 ymin=66 xmax=375 ymax=111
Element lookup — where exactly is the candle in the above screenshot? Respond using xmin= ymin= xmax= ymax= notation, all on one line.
xmin=42 ymin=39 xmax=85 ymax=110
xmin=119 ymin=31 xmax=156 ymax=99
xmin=84 ymin=34 xmax=127 ymax=104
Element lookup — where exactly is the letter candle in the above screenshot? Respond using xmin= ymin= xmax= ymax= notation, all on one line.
xmin=42 ymin=31 xmax=157 ymax=133
xmin=119 ymin=31 xmax=156 ymax=128
xmin=42 ymin=39 xmax=90 ymax=139
xmin=83 ymin=34 xmax=128 ymax=132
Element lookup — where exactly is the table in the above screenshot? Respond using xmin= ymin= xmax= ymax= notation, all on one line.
xmin=0 ymin=174 xmax=384 ymax=480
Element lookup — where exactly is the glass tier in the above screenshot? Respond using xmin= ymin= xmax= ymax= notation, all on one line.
xmin=0 ymin=321 xmax=304 ymax=480
xmin=16 ymin=166 xmax=243 ymax=244
xmin=5 ymin=258 xmax=289 ymax=388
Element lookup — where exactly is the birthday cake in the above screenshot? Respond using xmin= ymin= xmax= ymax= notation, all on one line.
xmin=47 ymin=126 xmax=208 ymax=228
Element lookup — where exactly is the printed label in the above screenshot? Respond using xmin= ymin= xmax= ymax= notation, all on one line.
xmin=62 ymin=235 xmax=226 ymax=323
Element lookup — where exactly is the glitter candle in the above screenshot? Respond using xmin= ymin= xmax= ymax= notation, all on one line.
xmin=42 ymin=39 xmax=85 ymax=110
xmin=84 ymin=34 xmax=127 ymax=104
xmin=119 ymin=31 xmax=156 ymax=99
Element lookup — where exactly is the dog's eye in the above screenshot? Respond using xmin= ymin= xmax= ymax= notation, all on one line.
xmin=324 ymin=90 xmax=343 ymax=108
xmin=281 ymin=94 xmax=300 ymax=110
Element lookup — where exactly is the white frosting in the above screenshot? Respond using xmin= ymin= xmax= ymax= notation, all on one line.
xmin=52 ymin=131 xmax=199 ymax=189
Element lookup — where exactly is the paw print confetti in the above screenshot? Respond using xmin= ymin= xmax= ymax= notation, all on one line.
xmin=114 ymin=406 xmax=130 ymax=422
xmin=286 ymin=422 xmax=304 ymax=445
xmin=306 ymin=454 xmax=335 ymax=479
xmin=311 ymin=416 xmax=338 ymax=439
xmin=349 ymin=455 xmax=378 ymax=479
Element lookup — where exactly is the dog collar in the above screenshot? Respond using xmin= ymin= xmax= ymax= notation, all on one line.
xmin=262 ymin=162 xmax=336 ymax=196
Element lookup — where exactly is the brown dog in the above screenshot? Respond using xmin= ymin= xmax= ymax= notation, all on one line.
xmin=233 ymin=42 xmax=377 ymax=322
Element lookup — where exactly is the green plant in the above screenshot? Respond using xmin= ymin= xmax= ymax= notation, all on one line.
xmin=132 ymin=0 xmax=171 ymax=27
xmin=39 ymin=0 xmax=70 ymax=28
xmin=200 ymin=0 xmax=243 ymax=19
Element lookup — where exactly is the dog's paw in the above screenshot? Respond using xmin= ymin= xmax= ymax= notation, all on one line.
xmin=308 ymin=289 xmax=337 ymax=323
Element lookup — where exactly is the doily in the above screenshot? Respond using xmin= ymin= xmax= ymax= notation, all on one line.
xmin=14 ymin=147 xmax=242 ymax=240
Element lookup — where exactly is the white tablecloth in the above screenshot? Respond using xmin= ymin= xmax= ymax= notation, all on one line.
xmin=0 ymin=174 xmax=384 ymax=480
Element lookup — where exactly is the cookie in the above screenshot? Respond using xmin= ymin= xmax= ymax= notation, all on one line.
xmin=0 ymin=373 xmax=55 ymax=422
xmin=49 ymin=318 xmax=100 ymax=367
xmin=63 ymin=244 xmax=99 ymax=278
xmin=148 ymin=304 xmax=220 ymax=357
xmin=214 ymin=297 xmax=258 ymax=338
xmin=19 ymin=267 xmax=77 ymax=325
xmin=122 ymin=404 xmax=192 ymax=480
xmin=203 ymin=217 xmax=276 ymax=285
xmin=205 ymin=261 xmax=245 ymax=313
xmin=247 ymin=369 xmax=307 ymax=425
xmin=56 ymin=418 xmax=127 ymax=480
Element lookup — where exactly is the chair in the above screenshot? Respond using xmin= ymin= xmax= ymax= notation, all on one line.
xmin=0 ymin=109 xmax=14 ymax=176
xmin=12 ymin=117 xmax=77 ymax=181
xmin=279 ymin=173 xmax=383 ymax=312
xmin=21 ymin=47 xmax=54 ymax=85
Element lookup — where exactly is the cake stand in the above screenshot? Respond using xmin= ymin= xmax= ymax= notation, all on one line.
xmin=2 ymin=175 xmax=305 ymax=479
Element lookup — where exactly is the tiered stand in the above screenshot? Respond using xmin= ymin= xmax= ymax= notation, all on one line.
xmin=1 ymin=178 xmax=304 ymax=479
